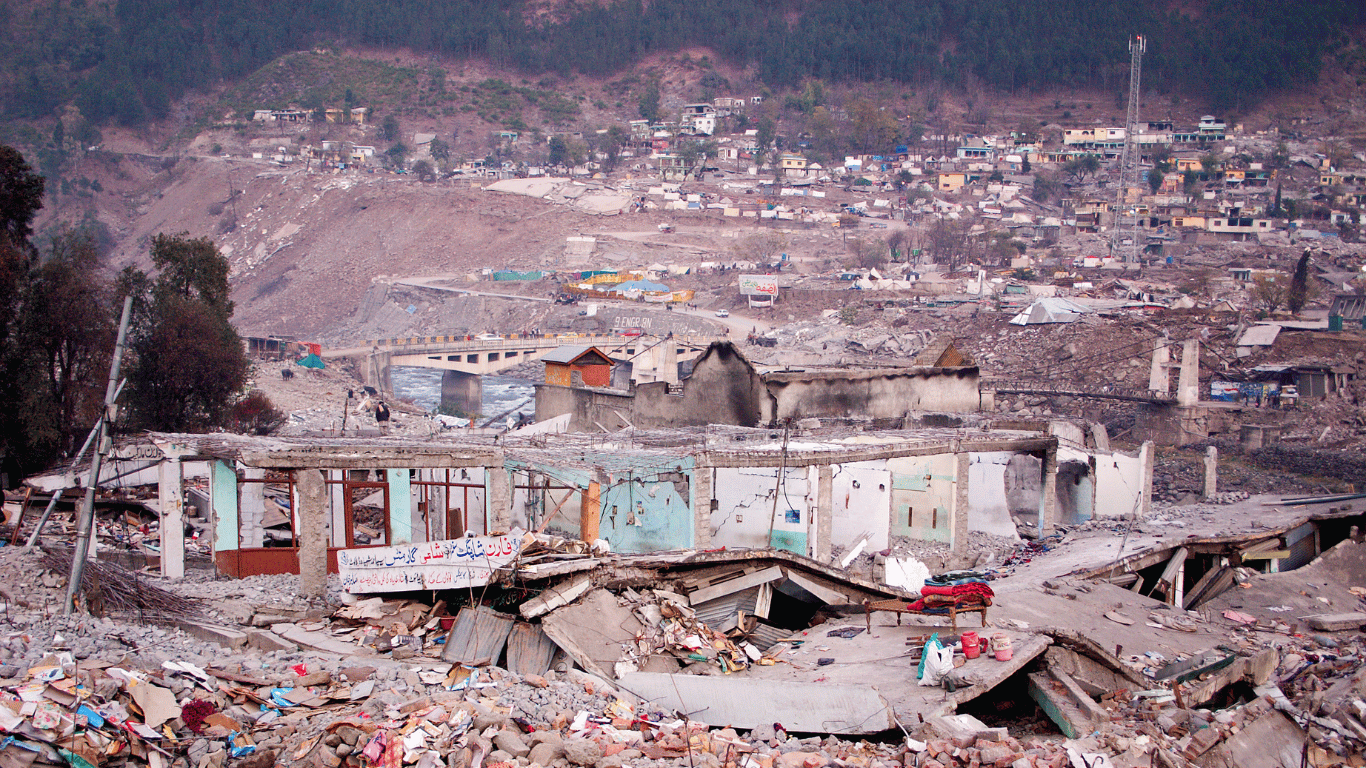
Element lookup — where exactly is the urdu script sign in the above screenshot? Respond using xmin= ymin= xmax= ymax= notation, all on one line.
xmin=337 ymin=533 xmax=523 ymax=594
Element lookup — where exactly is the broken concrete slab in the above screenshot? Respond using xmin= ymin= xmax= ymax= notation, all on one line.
xmin=1303 ymin=613 xmax=1366 ymax=632
xmin=540 ymin=589 xmax=642 ymax=680
xmin=1195 ymin=708 xmax=1306 ymax=768
xmin=1028 ymin=671 xmax=1095 ymax=739
xmin=172 ymin=619 xmax=248 ymax=649
xmin=246 ymin=628 xmax=299 ymax=654
xmin=617 ymin=672 xmax=895 ymax=734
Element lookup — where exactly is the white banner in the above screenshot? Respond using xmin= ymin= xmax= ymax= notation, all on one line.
xmin=338 ymin=533 xmax=523 ymax=594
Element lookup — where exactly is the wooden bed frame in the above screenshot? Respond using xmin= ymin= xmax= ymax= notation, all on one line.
xmin=862 ymin=598 xmax=989 ymax=633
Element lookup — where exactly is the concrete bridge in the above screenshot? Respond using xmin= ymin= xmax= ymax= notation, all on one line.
xmin=331 ymin=332 xmax=726 ymax=414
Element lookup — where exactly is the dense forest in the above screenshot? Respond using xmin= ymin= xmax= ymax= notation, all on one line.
xmin=0 ymin=0 xmax=1359 ymax=126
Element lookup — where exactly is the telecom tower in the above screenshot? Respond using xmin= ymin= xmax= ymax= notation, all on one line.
xmin=1111 ymin=35 xmax=1145 ymax=263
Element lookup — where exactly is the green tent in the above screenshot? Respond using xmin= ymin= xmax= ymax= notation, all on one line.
xmin=296 ymin=353 xmax=325 ymax=369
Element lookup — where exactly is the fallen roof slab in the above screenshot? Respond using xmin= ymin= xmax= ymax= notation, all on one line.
xmin=617 ymin=672 xmax=896 ymax=734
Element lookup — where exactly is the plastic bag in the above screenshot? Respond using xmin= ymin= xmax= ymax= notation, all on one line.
xmin=918 ymin=635 xmax=954 ymax=687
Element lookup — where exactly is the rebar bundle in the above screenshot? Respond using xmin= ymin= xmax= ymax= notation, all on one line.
xmin=38 ymin=548 xmax=202 ymax=622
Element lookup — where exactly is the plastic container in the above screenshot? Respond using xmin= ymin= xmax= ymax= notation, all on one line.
xmin=991 ymin=632 xmax=1013 ymax=661
xmin=961 ymin=631 xmax=980 ymax=659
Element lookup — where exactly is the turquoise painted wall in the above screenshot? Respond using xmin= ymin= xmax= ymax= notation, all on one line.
xmin=386 ymin=469 xmax=413 ymax=544
xmin=211 ymin=459 xmax=238 ymax=552
xmin=598 ymin=465 xmax=694 ymax=553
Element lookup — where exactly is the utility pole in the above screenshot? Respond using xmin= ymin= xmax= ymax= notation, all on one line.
xmin=64 ymin=295 xmax=133 ymax=615
xmin=1111 ymin=35 xmax=1145 ymax=264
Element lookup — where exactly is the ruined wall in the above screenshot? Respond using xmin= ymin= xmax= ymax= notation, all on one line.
xmin=967 ymin=453 xmax=1025 ymax=539
xmin=887 ymin=454 xmax=957 ymax=543
xmin=830 ymin=461 xmax=892 ymax=553
xmin=533 ymin=343 xmax=764 ymax=432
xmin=598 ymin=463 xmax=695 ymax=553
xmin=1094 ymin=448 xmax=1147 ymax=518
xmin=760 ymin=367 xmax=980 ymax=424
xmin=712 ymin=467 xmax=814 ymax=554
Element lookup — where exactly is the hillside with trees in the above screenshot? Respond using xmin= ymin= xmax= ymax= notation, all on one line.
xmin=0 ymin=0 xmax=1359 ymax=129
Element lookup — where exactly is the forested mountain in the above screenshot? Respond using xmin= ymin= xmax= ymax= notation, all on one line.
xmin=1 ymin=0 xmax=1359 ymax=126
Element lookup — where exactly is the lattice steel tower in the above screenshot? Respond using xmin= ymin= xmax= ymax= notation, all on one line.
xmin=1111 ymin=35 xmax=1145 ymax=263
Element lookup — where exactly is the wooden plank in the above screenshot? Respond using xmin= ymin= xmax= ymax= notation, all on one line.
xmin=687 ymin=566 xmax=784 ymax=605
xmin=1239 ymin=550 xmax=1290 ymax=560
xmin=520 ymin=574 xmax=593 ymax=618
xmin=782 ymin=569 xmax=848 ymax=605
xmin=440 ymin=606 xmax=516 ymax=665
xmin=1182 ymin=564 xmax=1225 ymax=610
xmin=506 ymin=622 xmax=558 ymax=676
xmin=1153 ymin=547 xmax=1188 ymax=599
xmin=1186 ymin=568 xmax=1236 ymax=609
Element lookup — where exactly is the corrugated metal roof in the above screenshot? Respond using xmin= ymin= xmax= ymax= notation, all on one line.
xmin=441 ymin=605 xmax=516 ymax=664
xmin=541 ymin=346 xmax=611 ymax=365
xmin=692 ymin=586 xmax=760 ymax=631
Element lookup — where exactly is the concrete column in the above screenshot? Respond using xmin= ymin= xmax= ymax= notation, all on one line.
xmin=157 ymin=458 xmax=185 ymax=580
xmin=1036 ymin=445 xmax=1058 ymax=537
xmin=1139 ymin=441 xmax=1156 ymax=517
xmin=296 ymin=469 xmax=328 ymax=600
xmin=692 ymin=462 xmax=713 ymax=549
xmin=487 ymin=462 xmax=512 ymax=533
xmin=1090 ymin=423 xmax=1111 ymax=451
xmin=1203 ymin=446 xmax=1218 ymax=498
xmin=581 ymin=482 xmax=601 ymax=543
xmin=441 ymin=370 xmax=483 ymax=417
xmin=663 ymin=342 xmax=679 ymax=385
xmin=953 ymin=452 xmax=970 ymax=553
xmin=1148 ymin=339 xmax=1171 ymax=394
xmin=1177 ymin=339 xmax=1200 ymax=407
xmin=815 ymin=464 xmax=834 ymax=562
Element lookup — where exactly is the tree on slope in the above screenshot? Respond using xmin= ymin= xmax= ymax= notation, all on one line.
xmin=121 ymin=233 xmax=249 ymax=432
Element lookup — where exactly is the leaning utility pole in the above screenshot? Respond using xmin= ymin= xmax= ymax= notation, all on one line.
xmin=64 ymin=295 xmax=133 ymax=615
xmin=1110 ymin=35 xmax=1146 ymax=264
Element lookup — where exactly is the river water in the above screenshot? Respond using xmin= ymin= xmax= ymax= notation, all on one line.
xmin=390 ymin=367 xmax=537 ymax=423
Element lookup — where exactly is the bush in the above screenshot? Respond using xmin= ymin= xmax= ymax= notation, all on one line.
xmin=230 ymin=390 xmax=286 ymax=435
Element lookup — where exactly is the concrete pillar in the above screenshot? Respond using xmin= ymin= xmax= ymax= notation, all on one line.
xmin=663 ymin=342 xmax=679 ymax=385
xmin=487 ymin=462 xmax=512 ymax=533
xmin=1203 ymin=446 xmax=1218 ymax=498
xmin=692 ymin=463 xmax=713 ymax=549
xmin=581 ymin=482 xmax=601 ymax=543
xmin=953 ymin=452 xmax=970 ymax=553
xmin=1139 ymin=441 xmax=1155 ymax=517
xmin=815 ymin=464 xmax=834 ymax=562
xmin=1090 ymin=423 xmax=1111 ymax=452
xmin=296 ymin=469 xmax=328 ymax=600
xmin=441 ymin=370 xmax=483 ymax=417
xmin=157 ymin=458 xmax=185 ymax=580
xmin=1036 ymin=445 xmax=1058 ymax=537
xmin=1148 ymin=339 xmax=1171 ymax=394
xmin=1177 ymin=339 xmax=1200 ymax=407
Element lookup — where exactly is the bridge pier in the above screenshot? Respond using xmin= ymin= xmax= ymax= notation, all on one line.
xmin=441 ymin=370 xmax=483 ymax=417
xmin=364 ymin=351 xmax=394 ymax=394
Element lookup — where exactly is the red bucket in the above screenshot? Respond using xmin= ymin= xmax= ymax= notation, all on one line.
xmin=961 ymin=631 xmax=980 ymax=659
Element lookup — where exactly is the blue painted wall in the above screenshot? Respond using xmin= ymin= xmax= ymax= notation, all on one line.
xmin=386 ymin=468 xmax=413 ymax=544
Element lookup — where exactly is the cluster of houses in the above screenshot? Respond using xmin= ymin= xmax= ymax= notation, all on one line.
xmin=240 ymin=91 xmax=1363 ymax=253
